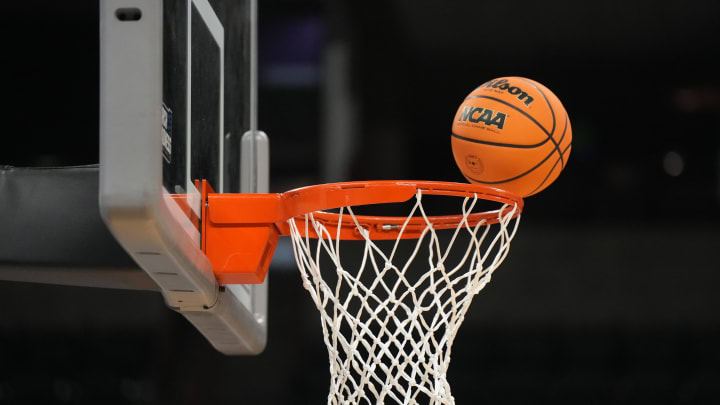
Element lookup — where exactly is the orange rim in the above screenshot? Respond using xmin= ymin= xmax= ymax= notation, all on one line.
xmin=202 ymin=180 xmax=524 ymax=283
xmin=282 ymin=181 xmax=523 ymax=240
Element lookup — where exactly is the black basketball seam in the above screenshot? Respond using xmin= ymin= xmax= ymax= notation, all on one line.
xmin=516 ymin=77 xmax=564 ymax=168
xmin=527 ymin=139 xmax=572 ymax=195
xmin=543 ymin=113 xmax=569 ymax=170
xmin=451 ymin=132 xmax=549 ymax=149
xmin=557 ymin=114 xmax=569 ymax=169
xmin=516 ymin=77 xmax=556 ymax=136
xmin=460 ymin=116 xmax=568 ymax=185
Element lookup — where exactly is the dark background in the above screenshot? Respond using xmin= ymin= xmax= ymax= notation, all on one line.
xmin=1 ymin=0 xmax=719 ymax=404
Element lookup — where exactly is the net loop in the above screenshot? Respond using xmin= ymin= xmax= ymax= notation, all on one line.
xmin=288 ymin=186 xmax=521 ymax=405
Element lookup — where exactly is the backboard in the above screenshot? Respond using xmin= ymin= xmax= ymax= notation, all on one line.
xmin=100 ymin=0 xmax=267 ymax=354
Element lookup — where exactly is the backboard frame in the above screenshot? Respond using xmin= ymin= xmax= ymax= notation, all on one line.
xmin=99 ymin=0 xmax=266 ymax=355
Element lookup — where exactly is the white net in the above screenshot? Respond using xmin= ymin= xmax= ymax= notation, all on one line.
xmin=287 ymin=189 xmax=521 ymax=405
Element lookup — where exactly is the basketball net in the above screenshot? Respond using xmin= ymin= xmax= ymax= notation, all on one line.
xmin=287 ymin=189 xmax=521 ymax=404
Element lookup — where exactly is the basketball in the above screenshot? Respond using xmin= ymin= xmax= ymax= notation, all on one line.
xmin=451 ymin=77 xmax=572 ymax=197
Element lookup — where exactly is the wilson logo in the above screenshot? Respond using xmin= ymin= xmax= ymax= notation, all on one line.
xmin=458 ymin=106 xmax=507 ymax=129
xmin=479 ymin=79 xmax=535 ymax=107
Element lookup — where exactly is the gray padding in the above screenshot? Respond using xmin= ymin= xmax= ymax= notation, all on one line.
xmin=0 ymin=165 xmax=157 ymax=290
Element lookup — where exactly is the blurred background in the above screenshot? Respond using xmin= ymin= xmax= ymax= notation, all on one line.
xmin=1 ymin=0 xmax=719 ymax=404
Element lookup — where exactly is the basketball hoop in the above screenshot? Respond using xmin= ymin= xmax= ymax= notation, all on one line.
xmin=202 ymin=180 xmax=523 ymax=404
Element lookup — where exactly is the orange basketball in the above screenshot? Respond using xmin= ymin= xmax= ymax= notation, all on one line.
xmin=451 ymin=77 xmax=572 ymax=197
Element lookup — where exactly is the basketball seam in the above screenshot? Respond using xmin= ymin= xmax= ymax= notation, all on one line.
xmin=527 ymin=137 xmax=572 ymax=195
xmin=451 ymin=132 xmax=547 ymax=149
xmin=516 ymin=77 xmax=564 ymax=168
xmin=546 ymin=113 xmax=570 ymax=170
xmin=516 ymin=77 xmax=556 ymax=136
xmin=557 ymin=114 xmax=570 ymax=169
xmin=459 ymin=115 xmax=568 ymax=185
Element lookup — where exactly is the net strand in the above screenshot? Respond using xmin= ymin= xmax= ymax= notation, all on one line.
xmin=288 ymin=189 xmax=521 ymax=405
